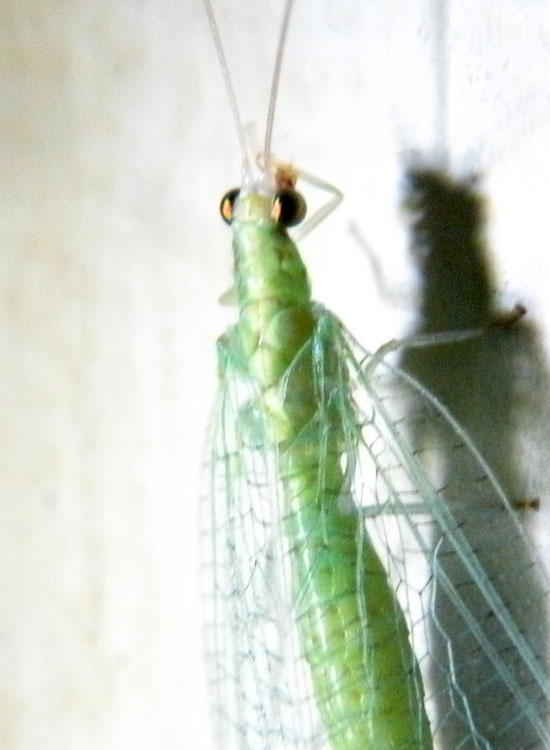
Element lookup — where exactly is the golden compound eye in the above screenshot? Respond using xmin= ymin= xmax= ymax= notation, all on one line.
xmin=220 ymin=188 xmax=241 ymax=224
xmin=271 ymin=188 xmax=307 ymax=227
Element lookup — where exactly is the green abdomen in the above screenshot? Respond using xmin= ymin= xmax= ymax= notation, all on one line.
xmin=233 ymin=218 xmax=432 ymax=749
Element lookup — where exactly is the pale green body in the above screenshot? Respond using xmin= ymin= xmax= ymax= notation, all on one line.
xmin=226 ymin=192 xmax=432 ymax=749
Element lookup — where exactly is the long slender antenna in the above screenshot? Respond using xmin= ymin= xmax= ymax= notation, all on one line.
xmin=264 ymin=0 xmax=295 ymax=169
xmin=203 ymin=0 xmax=250 ymax=166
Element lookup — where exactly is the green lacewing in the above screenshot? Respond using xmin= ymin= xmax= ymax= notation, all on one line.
xmin=201 ymin=2 xmax=550 ymax=748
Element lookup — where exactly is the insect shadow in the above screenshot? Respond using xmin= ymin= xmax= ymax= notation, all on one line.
xmin=398 ymin=164 xmax=550 ymax=749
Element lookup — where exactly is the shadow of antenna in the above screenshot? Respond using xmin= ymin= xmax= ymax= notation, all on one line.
xmin=398 ymin=164 xmax=550 ymax=749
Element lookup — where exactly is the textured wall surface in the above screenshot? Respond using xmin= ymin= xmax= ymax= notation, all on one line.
xmin=2 ymin=1 xmax=550 ymax=748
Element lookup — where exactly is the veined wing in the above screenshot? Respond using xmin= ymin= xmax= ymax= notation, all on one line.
xmin=202 ymin=307 xmax=550 ymax=750
xmin=346 ymin=314 xmax=550 ymax=750
xmin=202 ymin=332 xmax=328 ymax=750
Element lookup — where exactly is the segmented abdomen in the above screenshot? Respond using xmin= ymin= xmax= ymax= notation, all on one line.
xmin=233 ymin=216 xmax=432 ymax=749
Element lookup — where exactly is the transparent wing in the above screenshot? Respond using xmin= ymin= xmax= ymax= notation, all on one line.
xmin=347 ymin=320 xmax=550 ymax=750
xmin=202 ymin=309 xmax=550 ymax=750
xmin=202 ymin=335 xmax=327 ymax=750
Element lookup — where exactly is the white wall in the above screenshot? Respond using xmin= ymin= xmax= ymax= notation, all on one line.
xmin=2 ymin=1 xmax=550 ymax=748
